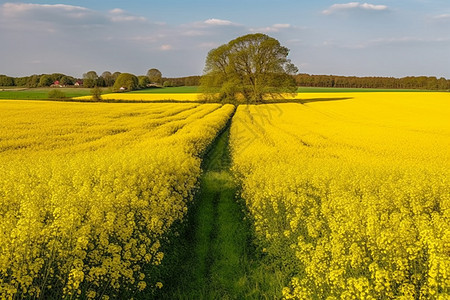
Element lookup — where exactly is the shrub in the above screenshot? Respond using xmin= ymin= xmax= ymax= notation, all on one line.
xmin=91 ymin=86 xmax=102 ymax=101
xmin=48 ymin=89 xmax=66 ymax=99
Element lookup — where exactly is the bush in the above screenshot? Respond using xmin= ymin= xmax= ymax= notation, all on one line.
xmin=48 ymin=89 xmax=66 ymax=99
xmin=91 ymin=87 xmax=102 ymax=101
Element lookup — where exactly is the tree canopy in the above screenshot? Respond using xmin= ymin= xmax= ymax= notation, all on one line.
xmin=101 ymin=71 xmax=115 ymax=87
xmin=200 ymin=33 xmax=298 ymax=103
xmin=0 ymin=75 xmax=14 ymax=86
xmin=38 ymin=74 xmax=53 ymax=87
xmin=83 ymin=71 xmax=99 ymax=88
xmin=147 ymin=68 xmax=162 ymax=84
xmin=138 ymin=75 xmax=150 ymax=88
xmin=113 ymin=73 xmax=139 ymax=91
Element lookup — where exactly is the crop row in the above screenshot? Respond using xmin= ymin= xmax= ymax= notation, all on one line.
xmin=0 ymin=101 xmax=235 ymax=299
xmin=230 ymin=94 xmax=449 ymax=299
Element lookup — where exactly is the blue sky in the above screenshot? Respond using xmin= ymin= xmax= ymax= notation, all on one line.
xmin=1 ymin=1 xmax=449 ymax=78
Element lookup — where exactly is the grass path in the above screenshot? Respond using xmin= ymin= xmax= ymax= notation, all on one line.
xmin=155 ymin=118 xmax=286 ymax=299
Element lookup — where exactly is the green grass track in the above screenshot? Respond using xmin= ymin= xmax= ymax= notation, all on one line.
xmin=150 ymin=116 xmax=286 ymax=299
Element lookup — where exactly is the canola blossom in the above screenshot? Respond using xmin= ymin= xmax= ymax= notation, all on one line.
xmin=74 ymin=93 xmax=202 ymax=102
xmin=74 ymin=91 xmax=435 ymax=103
xmin=0 ymin=100 xmax=235 ymax=299
xmin=230 ymin=93 xmax=450 ymax=299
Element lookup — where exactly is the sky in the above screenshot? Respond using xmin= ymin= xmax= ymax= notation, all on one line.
xmin=0 ymin=0 xmax=449 ymax=78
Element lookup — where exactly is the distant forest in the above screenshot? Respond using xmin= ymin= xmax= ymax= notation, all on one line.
xmin=1 ymin=73 xmax=449 ymax=90
xmin=294 ymin=74 xmax=450 ymax=90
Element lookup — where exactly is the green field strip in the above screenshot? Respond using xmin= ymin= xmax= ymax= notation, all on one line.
xmin=150 ymin=115 xmax=287 ymax=299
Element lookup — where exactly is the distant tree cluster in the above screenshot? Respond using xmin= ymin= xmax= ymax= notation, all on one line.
xmin=82 ymin=71 xmax=122 ymax=88
xmin=0 ymin=75 xmax=14 ymax=86
xmin=295 ymin=74 xmax=450 ymax=90
xmin=161 ymin=76 xmax=201 ymax=87
xmin=0 ymin=72 xmax=203 ymax=89
xmin=0 ymin=73 xmax=75 ymax=88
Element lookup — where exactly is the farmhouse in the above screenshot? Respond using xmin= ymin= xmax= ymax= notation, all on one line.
xmin=51 ymin=80 xmax=63 ymax=87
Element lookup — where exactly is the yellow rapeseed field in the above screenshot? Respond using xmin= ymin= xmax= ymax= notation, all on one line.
xmin=0 ymin=100 xmax=235 ymax=299
xmin=230 ymin=92 xmax=450 ymax=299
xmin=74 ymin=93 xmax=202 ymax=101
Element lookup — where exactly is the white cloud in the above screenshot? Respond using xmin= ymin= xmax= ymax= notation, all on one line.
xmin=2 ymin=3 xmax=92 ymax=19
xmin=108 ymin=7 xmax=147 ymax=22
xmin=3 ymin=2 xmax=89 ymax=13
xmin=204 ymin=18 xmax=235 ymax=26
xmin=433 ymin=14 xmax=450 ymax=21
xmin=273 ymin=24 xmax=291 ymax=29
xmin=250 ymin=23 xmax=292 ymax=33
xmin=323 ymin=2 xmax=388 ymax=15
xmin=110 ymin=15 xmax=147 ymax=22
xmin=160 ymin=44 xmax=172 ymax=51
xmin=1 ymin=2 xmax=107 ymax=30
xmin=7 ymin=2 xmax=447 ymax=79
xmin=109 ymin=8 xmax=125 ymax=14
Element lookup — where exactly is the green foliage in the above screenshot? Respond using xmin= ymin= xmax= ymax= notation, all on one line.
xmin=0 ymin=88 xmax=92 ymax=100
xmin=50 ymin=73 xmax=65 ymax=82
xmin=90 ymin=86 xmax=102 ymax=101
xmin=200 ymin=33 xmax=298 ymax=103
xmin=27 ymin=75 xmax=40 ymax=88
xmin=113 ymin=73 xmax=139 ymax=92
xmin=60 ymin=76 xmax=75 ymax=86
xmin=147 ymin=68 xmax=162 ymax=84
xmin=38 ymin=75 xmax=53 ymax=87
xmin=163 ymin=80 xmax=174 ymax=87
xmin=14 ymin=77 xmax=29 ymax=87
xmin=101 ymin=71 xmax=115 ymax=87
xmin=297 ymin=87 xmax=432 ymax=93
xmin=112 ymin=72 xmax=121 ymax=80
xmin=138 ymin=76 xmax=150 ymax=88
xmin=83 ymin=71 xmax=98 ymax=80
xmin=295 ymin=74 xmax=450 ymax=90
xmin=0 ymin=75 xmax=15 ymax=86
xmin=47 ymin=89 xmax=66 ymax=99
xmin=184 ymin=76 xmax=200 ymax=86
xmin=83 ymin=71 xmax=99 ymax=88
xmin=155 ymin=126 xmax=287 ymax=299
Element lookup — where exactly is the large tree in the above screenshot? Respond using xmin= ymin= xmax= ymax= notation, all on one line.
xmin=200 ymin=33 xmax=298 ymax=103
xmin=147 ymin=68 xmax=162 ymax=84
xmin=101 ymin=71 xmax=115 ymax=87
xmin=83 ymin=71 xmax=99 ymax=88
xmin=113 ymin=73 xmax=139 ymax=91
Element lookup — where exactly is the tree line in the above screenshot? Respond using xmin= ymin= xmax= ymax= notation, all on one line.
xmin=2 ymin=71 xmax=449 ymax=91
xmin=0 ymin=71 xmax=201 ymax=91
xmin=294 ymin=74 xmax=450 ymax=90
